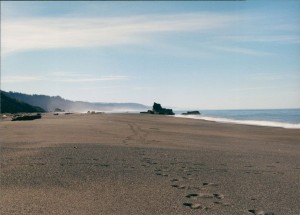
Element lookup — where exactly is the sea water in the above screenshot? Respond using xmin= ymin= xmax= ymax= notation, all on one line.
xmin=174 ymin=109 xmax=300 ymax=129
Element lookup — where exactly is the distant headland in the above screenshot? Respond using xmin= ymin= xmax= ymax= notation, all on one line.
xmin=1 ymin=90 xmax=149 ymax=114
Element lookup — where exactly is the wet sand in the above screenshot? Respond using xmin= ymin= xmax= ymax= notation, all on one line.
xmin=1 ymin=113 xmax=300 ymax=214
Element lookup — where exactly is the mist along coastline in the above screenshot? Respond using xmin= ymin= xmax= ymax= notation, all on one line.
xmin=1 ymin=112 xmax=299 ymax=214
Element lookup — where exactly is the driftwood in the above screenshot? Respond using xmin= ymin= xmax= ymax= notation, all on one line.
xmin=12 ymin=114 xmax=42 ymax=121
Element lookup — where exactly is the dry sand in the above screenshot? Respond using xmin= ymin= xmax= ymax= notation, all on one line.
xmin=1 ymin=113 xmax=299 ymax=215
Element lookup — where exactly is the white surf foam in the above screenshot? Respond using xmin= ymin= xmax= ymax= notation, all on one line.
xmin=175 ymin=115 xmax=300 ymax=129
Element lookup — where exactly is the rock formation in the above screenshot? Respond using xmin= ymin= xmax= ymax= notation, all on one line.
xmin=141 ymin=102 xmax=174 ymax=115
xmin=182 ymin=111 xmax=200 ymax=115
xmin=153 ymin=102 xmax=174 ymax=115
xmin=140 ymin=110 xmax=154 ymax=114
xmin=54 ymin=108 xmax=64 ymax=112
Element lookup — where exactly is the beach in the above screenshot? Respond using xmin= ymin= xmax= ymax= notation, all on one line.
xmin=1 ymin=113 xmax=299 ymax=215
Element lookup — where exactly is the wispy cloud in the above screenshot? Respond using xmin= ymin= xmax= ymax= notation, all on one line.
xmin=59 ymin=76 xmax=128 ymax=82
xmin=3 ymin=11 xmax=297 ymax=58
xmin=229 ymin=86 xmax=279 ymax=92
xmin=1 ymin=13 xmax=240 ymax=55
xmin=211 ymin=46 xmax=273 ymax=56
xmin=48 ymin=73 xmax=128 ymax=82
xmin=1 ymin=75 xmax=44 ymax=83
xmin=248 ymin=72 xmax=300 ymax=81
xmin=223 ymin=35 xmax=300 ymax=44
xmin=78 ymin=86 xmax=124 ymax=90
xmin=2 ymin=74 xmax=129 ymax=83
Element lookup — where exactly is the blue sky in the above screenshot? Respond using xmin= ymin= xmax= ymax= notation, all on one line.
xmin=1 ymin=1 xmax=300 ymax=109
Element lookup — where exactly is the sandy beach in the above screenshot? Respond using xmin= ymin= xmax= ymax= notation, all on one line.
xmin=1 ymin=113 xmax=299 ymax=215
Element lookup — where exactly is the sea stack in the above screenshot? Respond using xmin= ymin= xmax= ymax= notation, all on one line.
xmin=182 ymin=111 xmax=200 ymax=115
xmin=140 ymin=102 xmax=174 ymax=115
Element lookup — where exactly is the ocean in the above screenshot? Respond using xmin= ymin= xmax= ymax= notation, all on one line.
xmin=174 ymin=109 xmax=300 ymax=129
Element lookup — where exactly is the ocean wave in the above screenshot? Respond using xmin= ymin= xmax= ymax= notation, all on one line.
xmin=175 ymin=115 xmax=300 ymax=129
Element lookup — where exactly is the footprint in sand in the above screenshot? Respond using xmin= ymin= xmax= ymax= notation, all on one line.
xmin=197 ymin=192 xmax=225 ymax=200
xmin=248 ymin=209 xmax=275 ymax=215
xmin=187 ymin=186 xmax=201 ymax=190
xmin=171 ymin=184 xmax=186 ymax=189
xmin=194 ymin=163 xmax=205 ymax=166
xmin=213 ymin=201 xmax=231 ymax=206
xmin=185 ymin=193 xmax=198 ymax=198
xmin=142 ymin=158 xmax=157 ymax=165
xmin=155 ymin=172 xmax=168 ymax=176
xmin=203 ymin=182 xmax=218 ymax=186
xmin=183 ymin=202 xmax=209 ymax=210
xmin=213 ymin=193 xmax=225 ymax=199
xmin=148 ymin=161 xmax=158 ymax=165
xmin=182 ymin=176 xmax=193 ymax=180
xmin=216 ymin=169 xmax=228 ymax=173
xmin=199 ymin=193 xmax=214 ymax=198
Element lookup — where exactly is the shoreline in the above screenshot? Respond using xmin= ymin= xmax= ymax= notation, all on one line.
xmin=1 ymin=113 xmax=300 ymax=214
xmin=174 ymin=114 xmax=300 ymax=129
xmin=3 ymin=110 xmax=300 ymax=129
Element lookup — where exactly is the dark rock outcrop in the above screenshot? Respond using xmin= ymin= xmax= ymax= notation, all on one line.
xmin=54 ymin=108 xmax=64 ymax=112
xmin=140 ymin=110 xmax=154 ymax=114
xmin=182 ymin=111 xmax=200 ymax=115
xmin=12 ymin=114 xmax=42 ymax=121
xmin=153 ymin=102 xmax=174 ymax=115
xmin=141 ymin=102 xmax=174 ymax=115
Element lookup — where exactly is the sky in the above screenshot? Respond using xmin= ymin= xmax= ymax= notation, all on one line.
xmin=1 ymin=1 xmax=300 ymax=109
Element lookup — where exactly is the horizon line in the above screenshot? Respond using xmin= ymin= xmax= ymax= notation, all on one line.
xmin=2 ymin=90 xmax=299 ymax=111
